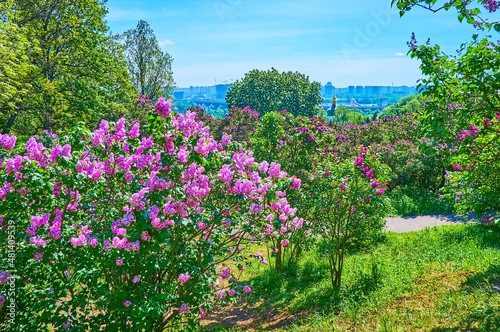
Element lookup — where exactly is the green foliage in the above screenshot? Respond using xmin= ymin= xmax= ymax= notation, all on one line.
xmin=304 ymin=149 xmax=390 ymax=288
xmin=409 ymin=36 xmax=500 ymax=216
xmin=120 ymin=20 xmax=174 ymax=102
xmin=377 ymin=94 xmax=426 ymax=119
xmin=209 ymin=224 xmax=500 ymax=331
xmin=1 ymin=0 xmax=135 ymax=135
xmin=0 ymin=2 xmax=31 ymax=124
xmin=386 ymin=185 xmax=455 ymax=216
xmin=392 ymin=0 xmax=500 ymax=31
xmin=225 ymin=68 xmax=323 ymax=117
xmin=333 ymin=106 xmax=366 ymax=124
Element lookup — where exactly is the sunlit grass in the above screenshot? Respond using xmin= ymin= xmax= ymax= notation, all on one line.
xmin=203 ymin=224 xmax=500 ymax=331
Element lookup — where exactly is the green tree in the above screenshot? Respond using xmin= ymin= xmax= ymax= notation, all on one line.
xmin=226 ymin=68 xmax=323 ymax=117
xmin=120 ymin=20 xmax=174 ymax=102
xmin=0 ymin=1 xmax=31 ymax=132
xmin=378 ymin=94 xmax=426 ymax=119
xmin=2 ymin=0 xmax=135 ymax=135
xmin=333 ymin=106 xmax=365 ymax=124
xmin=394 ymin=0 xmax=500 ymax=216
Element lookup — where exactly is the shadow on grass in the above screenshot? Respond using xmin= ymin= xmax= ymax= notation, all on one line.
xmin=461 ymin=263 xmax=500 ymax=291
xmin=203 ymin=258 xmax=384 ymax=331
xmin=428 ymin=265 xmax=500 ymax=332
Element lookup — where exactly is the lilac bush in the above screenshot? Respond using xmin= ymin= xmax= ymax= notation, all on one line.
xmin=0 ymin=98 xmax=300 ymax=331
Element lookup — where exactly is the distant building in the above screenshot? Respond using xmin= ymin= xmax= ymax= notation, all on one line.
xmin=348 ymin=86 xmax=355 ymax=94
xmin=355 ymin=86 xmax=364 ymax=95
xmin=324 ymin=82 xmax=334 ymax=98
xmin=215 ymin=84 xmax=231 ymax=100
xmin=173 ymin=91 xmax=184 ymax=100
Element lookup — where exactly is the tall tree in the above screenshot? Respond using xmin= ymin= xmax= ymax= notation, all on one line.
xmin=0 ymin=1 xmax=31 ymax=133
xmin=225 ymin=68 xmax=323 ymax=117
xmin=1 ymin=0 xmax=135 ymax=135
xmin=120 ymin=20 xmax=174 ymax=102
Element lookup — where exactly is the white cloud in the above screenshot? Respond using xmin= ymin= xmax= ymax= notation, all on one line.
xmin=395 ymin=52 xmax=405 ymax=56
xmin=159 ymin=40 xmax=174 ymax=46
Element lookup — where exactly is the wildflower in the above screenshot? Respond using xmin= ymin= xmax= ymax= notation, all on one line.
xmin=281 ymin=239 xmax=290 ymax=248
xmin=132 ymin=275 xmax=141 ymax=283
xmin=0 ymin=295 xmax=4 ymax=308
xmin=116 ymin=259 xmax=123 ymax=266
xmin=123 ymin=300 xmax=132 ymax=307
xmin=200 ymin=308 xmax=207 ymax=318
xmin=243 ymin=286 xmax=252 ymax=293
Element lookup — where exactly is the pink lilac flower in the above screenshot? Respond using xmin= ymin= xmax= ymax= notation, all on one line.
xmin=123 ymin=300 xmax=132 ymax=307
xmin=228 ymin=289 xmax=236 ymax=296
xmin=325 ymin=168 xmax=330 ymax=176
xmin=484 ymin=0 xmax=498 ymax=12
xmin=155 ymin=97 xmax=172 ymax=119
xmin=63 ymin=321 xmax=72 ymax=328
xmin=88 ymin=237 xmax=98 ymax=248
xmin=141 ymin=231 xmax=150 ymax=241
xmin=200 ymin=308 xmax=207 ymax=318
xmin=0 ymin=294 xmax=5 ymax=308
xmin=376 ymin=188 xmax=386 ymax=195
xmin=64 ymin=270 xmax=71 ymax=276
xmin=217 ymin=289 xmax=227 ymax=300
xmin=222 ymin=219 xmax=231 ymax=228
xmin=0 ymin=134 xmax=17 ymax=151
xmin=0 ymin=271 xmax=10 ymax=283
xmin=132 ymin=275 xmax=141 ymax=283
xmin=34 ymin=252 xmax=44 ymax=260
xmin=243 ymin=286 xmax=252 ymax=293
xmin=220 ymin=268 xmax=231 ymax=280
xmin=197 ymin=221 xmax=206 ymax=230
xmin=178 ymin=273 xmax=191 ymax=283
xmin=116 ymin=259 xmax=123 ymax=266
xmin=129 ymin=122 xmax=140 ymax=138
xmin=354 ymin=157 xmax=363 ymax=166
xmin=281 ymin=239 xmax=290 ymax=248
xmin=452 ymin=163 xmax=464 ymax=171
xmin=339 ymin=184 xmax=346 ymax=191
xmin=291 ymin=177 xmax=302 ymax=190
xmin=370 ymin=180 xmax=380 ymax=188
xmin=178 ymin=303 xmax=189 ymax=314
xmin=221 ymin=134 xmax=232 ymax=145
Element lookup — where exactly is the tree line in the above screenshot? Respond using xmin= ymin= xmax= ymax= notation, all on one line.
xmin=0 ymin=0 xmax=174 ymax=136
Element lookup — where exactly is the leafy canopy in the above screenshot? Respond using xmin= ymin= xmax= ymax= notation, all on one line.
xmin=226 ymin=68 xmax=323 ymax=117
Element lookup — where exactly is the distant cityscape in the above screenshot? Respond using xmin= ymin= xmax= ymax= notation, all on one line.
xmin=173 ymin=83 xmax=418 ymax=101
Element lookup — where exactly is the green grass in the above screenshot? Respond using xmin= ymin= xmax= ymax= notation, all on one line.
xmin=386 ymin=186 xmax=456 ymax=217
xmin=203 ymin=223 xmax=500 ymax=331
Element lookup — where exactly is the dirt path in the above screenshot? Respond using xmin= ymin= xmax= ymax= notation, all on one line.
xmin=384 ymin=214 xmax=475 ymax=233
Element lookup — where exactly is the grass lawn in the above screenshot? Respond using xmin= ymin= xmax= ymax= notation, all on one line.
xmin=202 ymin=223 xmax=500 ymax=331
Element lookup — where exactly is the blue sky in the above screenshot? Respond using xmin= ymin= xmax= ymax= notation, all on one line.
xmin=105 ymin=0 xmax=480 ymax=87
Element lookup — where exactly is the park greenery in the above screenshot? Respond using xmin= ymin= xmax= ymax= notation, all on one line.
xmin=0 ymin=0 xmax=499 ymax=331
xmin=225 ymin=68 xmax=323 ymax=118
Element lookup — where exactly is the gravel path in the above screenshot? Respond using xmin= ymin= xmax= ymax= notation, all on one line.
xmin=384 ymin=214 xmax=475 ymax=233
